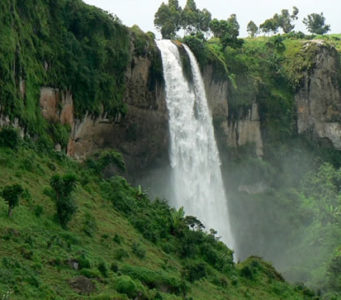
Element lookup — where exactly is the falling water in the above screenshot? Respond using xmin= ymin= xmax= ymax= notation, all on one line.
xmin=156 ymin=40 xmax=235 ymax=252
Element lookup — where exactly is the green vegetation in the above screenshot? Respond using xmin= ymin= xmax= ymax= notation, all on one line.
xmin=0 ymin=0 xmax=340 ymax=298
xmin=303 ymin=13 xmax=331 ymax=35
xmin=172 ymin=10 xmax=341 ymax=296
xmin=50 ymin=174 xmax=77 ymax=228
xmin=0 ymin=133 xmax=313 ymax=299
xmin=259 ymin=7 xmax=299 ymax=34
xmin=1 ymin=184 xmax=24 ymax=217
xmin=0 ymin=0 xmax=131 ymax=139
xmin=225 ymin=139 xmax=341 ymax=297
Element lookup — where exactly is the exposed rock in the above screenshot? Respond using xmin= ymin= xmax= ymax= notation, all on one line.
xmin=69 ymin=276 xmax=95 ymax=295
xmin=296 ymin=41 xmax=341 ymax=149
xmin=202 ymin=65 xmax=229 ymax=120
xmin=39 ymin=87 xmax=74 ymax=126
xmin=202 ymin=66 xmax=263 ymax=157
xmin=67 ymin=53 xmax=168 ymax=173
xmin=0 ymin=114 xmax=25 ymax=138
xmin=226 ymin=103 xmax=263 ymax=157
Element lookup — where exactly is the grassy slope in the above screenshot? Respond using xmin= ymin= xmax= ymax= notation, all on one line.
xmin=0 ymin=141 xmax=311 ymax=300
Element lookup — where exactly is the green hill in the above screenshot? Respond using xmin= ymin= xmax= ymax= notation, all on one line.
xmin=0 ymin=132 xmax=313 ymax=299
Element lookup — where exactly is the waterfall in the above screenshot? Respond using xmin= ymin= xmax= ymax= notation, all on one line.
xmin=156 ymin=40 xmax=236 ymax=252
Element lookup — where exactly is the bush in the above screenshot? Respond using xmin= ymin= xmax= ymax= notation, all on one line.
xmin=183 ymin=262 xmax=207 ymax=282
xmin=121 ymin=264 xmax=184 ymax=295
xmin=114 ymin=248 xmax=129 ymax=261
xmin=1 ymin=183 xmax=24 ymax=217
xmin=132 ymin=242 xmax=146 ymax=259
xmin=0 ymin=127 xmax=20 ymax=150
xmin=80 ymin=268 xmax=101 ymax=279
xmin=113 ymin=234 xmax=123 ymax=244
xmin=110 ymin=263 xmax=119 ymax=273
xmin=98 ymin=262 xmax=108 ymax=277
xmin=34 ymin=205 xmax=44 ymax=217
xmin=114 ymin=275 xmax=144 ymax=299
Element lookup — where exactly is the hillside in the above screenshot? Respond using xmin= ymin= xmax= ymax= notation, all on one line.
xmin=0 ymin=133 xmax=313 ymax=299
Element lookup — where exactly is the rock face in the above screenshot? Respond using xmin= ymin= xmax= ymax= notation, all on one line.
xmin=67 ymin=54 xmax=168 ymax=172
xmin=226 ymin=104 xmax=263 ymax=157
xmin=39 ymin=87 xmax=74 ymax=126
xmin=38 ymin=48 xmax=263 ymax=174
xmin=202 ymin=66 xmax=263 ymax=157
xmin=296 ymin=41 xmax=341 ymax=149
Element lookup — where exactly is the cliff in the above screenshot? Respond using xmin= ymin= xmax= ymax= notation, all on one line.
xmin=296 ymin=40 xmax=341 ymax=148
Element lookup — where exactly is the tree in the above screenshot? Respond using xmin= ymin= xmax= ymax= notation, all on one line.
xmin=154 ymin=0 xmax=182 ymax=38
xmin=181 ymin=0 xmax=211 ymax=35
xmin=50 ymin=174 xmax=77 ymax=228
xmin=209 ymin=14 xmax=242 ymax=48
xmin=260 ymin=17 xmax=280 ymax=34
xmin=0 ymin=127 xmax=20 ymax=150
xmin=247 ymin=21 xmax=258 ymax=38
xmin=278 ymin=7 xmax=297 ymax=33
xmin=260 ymin=7 xmax=299 ymax=34
xmin=1 ymin=184 xmax=23 ymax=217
xmin=303 ymin=13 xmax=330 ymax=35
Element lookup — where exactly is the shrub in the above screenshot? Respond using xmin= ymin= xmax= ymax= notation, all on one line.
xmin=240 ymin=265 xmax=254 ymax=280
xmin=1 ymin=183 xmax=24 ymax=217
xmin=182 ymin=262 xmax=207 ymax=282
xmin=132 ymin=242 xmax=146 ymax=259
xmin=80 ymin=268 xmax=101 ymax=279
xmin=0 ymin=127 xmax=20 ymax=150
xmin=34 ymin=205 xmax=44 ymax=217
xmin=77 ymin=255 xmax=91 ymax=270
xmin=114 ymin=275 xmax=143 ymax=298
xmin=114 ymin=248 xmax=129 ymax=261
xmin=98 ymin=262 xmax=108 ymax=277
xmin=121 ymin=264 xmax=184 ymax=295
xmin=110 ymin=263 xmax=119 ymax=273
xmin=113 ymin=234 xmax=123 ymax=244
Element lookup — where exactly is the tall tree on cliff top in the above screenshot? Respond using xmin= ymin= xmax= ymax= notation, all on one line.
xmin=154 ymin=0 xmax=182 ymax=38
xmin=279 ymin=7 xmax=299 ymax=33
xmin=260 ymin=7 xmax=299 ymax=34
xmin=247 ymin=20 xmax=258 ymax=38
xmin=210 ymin=14 xmax=242 ymax=48
xmin=181 ymin=0 xmax=211 ymax=34
xmin=303 ymin=13 xmax=330 ymax=34
xmin=154 ymin=0 xmax=211 ymax=38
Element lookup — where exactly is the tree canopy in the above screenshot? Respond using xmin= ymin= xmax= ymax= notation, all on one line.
xmin=260 ymin=7 xmax=299 ymax=34
xmin=209 ymin=14 xmax=242 ymax=48
xmin=247 ymin=21 xmax=258 ymax=38
xmin=154 ymin=0 xmax=182 ymax=39
xmin=303 ymin=13 xmax=330 ymax=35
xmin=1 ymin=184 xmax=24 ymax=217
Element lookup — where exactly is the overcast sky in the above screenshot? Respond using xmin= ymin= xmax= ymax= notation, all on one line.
xmin=83 ymin=0 xmax=340 ymax=37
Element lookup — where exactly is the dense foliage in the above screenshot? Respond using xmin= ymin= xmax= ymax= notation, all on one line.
xmin=303 ymin=13 xmax=331 ymax=35
xmin=0 ymin=132 xmax=312 ymax=299
xmin=0 ymin=0 xmax=131 ymax=137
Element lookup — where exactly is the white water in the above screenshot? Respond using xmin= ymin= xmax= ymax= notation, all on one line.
xmin=156 ymin=40 xmax=235 ymax=252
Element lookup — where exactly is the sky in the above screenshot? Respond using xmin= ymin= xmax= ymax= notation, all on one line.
xmin=83 ymin=0 xmax=341 ymax=37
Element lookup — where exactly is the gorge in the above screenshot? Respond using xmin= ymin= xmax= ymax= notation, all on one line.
xmin=1 ymin=0 xmax=341 ymax=299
